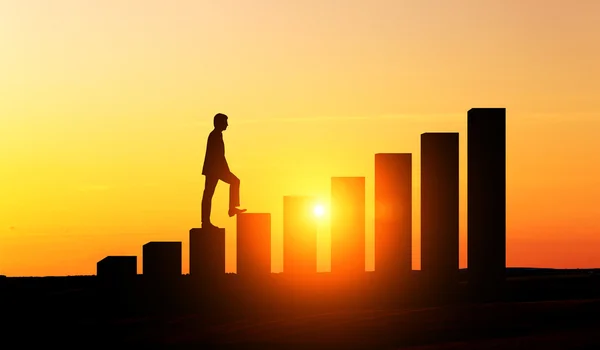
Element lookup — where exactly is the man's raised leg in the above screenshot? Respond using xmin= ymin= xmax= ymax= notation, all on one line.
xmin=221 ymin=172 xmax=246 ymax=217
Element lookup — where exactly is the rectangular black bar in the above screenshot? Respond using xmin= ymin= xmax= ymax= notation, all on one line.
xmin=190 ymin=227 xmax=225 ymax=281
xmin=97 ymin=256 xmax=137 ymax=285
xmin=421 ymin=133 xmax=459 ymax=289
xmin=467 ymin=108 xmax=506 ymax=297
xmin=142 ymin=241 xmax=182 ymax=280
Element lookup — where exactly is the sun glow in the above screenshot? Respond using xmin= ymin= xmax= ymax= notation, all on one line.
xmin=313 ymin=204 xmax=325 ymax=217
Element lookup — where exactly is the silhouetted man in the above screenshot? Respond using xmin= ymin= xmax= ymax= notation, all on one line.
xmin=202 ymin=113 xmax=246 ymax=229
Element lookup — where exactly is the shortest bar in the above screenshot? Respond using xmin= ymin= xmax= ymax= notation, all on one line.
xmin=97 ymin=256 xmax=137 ymax=285
xmin=142 ymin=241 xmax=182 ymax=280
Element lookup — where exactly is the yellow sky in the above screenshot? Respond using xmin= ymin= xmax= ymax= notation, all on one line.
xmin=1 ymin=0 xmax=600 ymax=276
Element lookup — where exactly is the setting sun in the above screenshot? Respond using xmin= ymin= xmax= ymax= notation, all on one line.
xmin=314 ymin=204 xmax=325 ymax=217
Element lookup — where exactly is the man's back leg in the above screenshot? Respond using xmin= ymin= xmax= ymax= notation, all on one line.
xmin=202 ymin=176 xmax=220 ymax=228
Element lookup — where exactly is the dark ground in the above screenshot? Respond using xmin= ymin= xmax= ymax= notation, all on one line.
xmin=1 ymin=269 xmax=600 ymax=349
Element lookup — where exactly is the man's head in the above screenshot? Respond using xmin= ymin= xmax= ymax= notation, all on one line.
xmin=214 ymin=113 xmax=228 ymax=131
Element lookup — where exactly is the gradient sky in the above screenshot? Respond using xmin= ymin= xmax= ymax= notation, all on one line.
xmin=2 ymin=0 xmax=600 ymax=276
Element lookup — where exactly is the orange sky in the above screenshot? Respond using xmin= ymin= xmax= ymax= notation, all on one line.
xmin=1 ymin=0 xmax=600 ymax=276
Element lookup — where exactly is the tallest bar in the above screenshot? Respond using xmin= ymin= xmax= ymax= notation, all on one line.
xmin=467 ymin=108 xmax=506 ymax=298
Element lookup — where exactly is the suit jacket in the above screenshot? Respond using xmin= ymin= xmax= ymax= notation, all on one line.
xmin=202 ymin=129 xmax=230 ymax=176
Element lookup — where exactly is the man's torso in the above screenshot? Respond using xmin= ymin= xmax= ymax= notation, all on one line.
xmin=202 ymin=130 xmax=229 ymax=176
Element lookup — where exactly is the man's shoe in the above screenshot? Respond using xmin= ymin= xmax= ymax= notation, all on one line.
xmin=228 ymin=207 xmax=247 ymax=217
xmin=202 ymin=222 xmax=220 ymax=229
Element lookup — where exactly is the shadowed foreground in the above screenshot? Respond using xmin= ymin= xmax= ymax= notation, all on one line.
xmin=5 ymin=298 xmax=600 ymax=348
xmin=3 ymin=271 xmax=600 ymax=348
